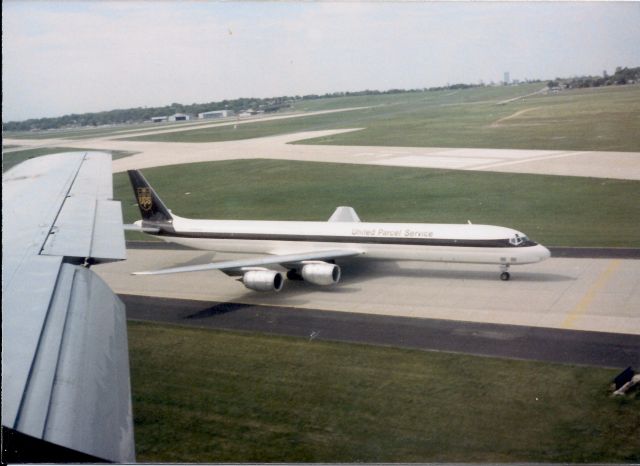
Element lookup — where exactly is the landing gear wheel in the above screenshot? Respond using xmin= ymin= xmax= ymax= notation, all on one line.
xmin=500 ymin=271 xmax=511 ymax=281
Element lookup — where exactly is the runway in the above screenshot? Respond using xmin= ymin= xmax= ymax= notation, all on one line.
xmin=94 ymin=248 xmax=640 ymax=336
xmin=121 ymin=294 xmax=640 ymax=369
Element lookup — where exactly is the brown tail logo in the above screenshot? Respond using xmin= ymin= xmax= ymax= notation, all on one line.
xmin=136 ymin=187 xmax=153 ymax=211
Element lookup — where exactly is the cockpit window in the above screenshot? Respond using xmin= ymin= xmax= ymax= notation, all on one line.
xmin=509 ymin=234 xmax=535 ymax=247
xmin=509 ymin=234 xmax=524 ymax=246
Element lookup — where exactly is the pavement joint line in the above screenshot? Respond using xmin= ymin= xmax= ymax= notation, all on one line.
xmin=562 ymin=259 xmax=621 ymax=329
xmin=470 ymin=150 xmax=582 ymax=171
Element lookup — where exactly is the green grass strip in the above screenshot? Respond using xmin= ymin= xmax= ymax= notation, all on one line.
xmin=128 ymin=321 xmax=639 ymax=462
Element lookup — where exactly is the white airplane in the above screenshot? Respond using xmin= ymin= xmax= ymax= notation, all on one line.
xmin=128 ymin=170 xmax=551 ymax=292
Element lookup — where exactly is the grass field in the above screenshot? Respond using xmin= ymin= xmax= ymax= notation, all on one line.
xmin=2 ymin=118 xmax=229 ymax=140
xmin=298 ymin=85 xmax=640 ymax=151
xmin=2 ymin=146 xmax=136 ymax=172
xmin=121 ymin=84 xmax=640 ymax=152
xmin=290 ymin=83 xmax=543 ymax=112
xmin=128 ymin=321 xmax=640 ymax=462
xmin=2 ymin=121 xmax=160 ymax=140
xmin=114 ymin=159 xmax=640 ymax=247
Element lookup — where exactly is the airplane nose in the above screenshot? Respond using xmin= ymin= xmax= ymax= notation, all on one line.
xmin=540 ymin=245 xmax=551 ymax=261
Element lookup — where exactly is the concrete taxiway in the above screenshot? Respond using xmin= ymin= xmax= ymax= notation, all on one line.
xmin=94 ymin=248 xmax=640 ymax=336
xmin=5 ymin=128 xmax=640 ymax=180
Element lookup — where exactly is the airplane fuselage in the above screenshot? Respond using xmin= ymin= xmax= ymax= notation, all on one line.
xmin=144 ymin=216 xmax=551 ymax=267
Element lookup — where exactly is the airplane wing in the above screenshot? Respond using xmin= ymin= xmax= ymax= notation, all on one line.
xmin=2 ymin=152 xmax=134 ymax=462
xmin=133 ymin=249 xmax=362 ymax=275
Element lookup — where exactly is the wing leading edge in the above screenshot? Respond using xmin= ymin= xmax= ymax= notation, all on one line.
xmin=133 ymin=249 xmax=362 ymax=275
xmin=2 ymin=152 xmax=134 ymax=462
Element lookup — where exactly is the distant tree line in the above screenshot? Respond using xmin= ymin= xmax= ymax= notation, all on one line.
xmin=547 ymin=66 xmax=639 ymax=90
xmin=300 ymin=83 xmax=484 ymax=100
xmin=3 ymin=97 xmax=293 ymax=132
xmin=4 ymin=86 xmax=483 ymax=131
xmin=4 ymin=66 xmax=638 ymax=131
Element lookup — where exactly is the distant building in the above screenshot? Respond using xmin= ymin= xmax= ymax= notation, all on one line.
xmin=168 ymin=113 xmax=190 ymax=122
xmin=198 ymin=110 xmax=234 ymax=119
xmin=503 ymin=72 xmax=510 ymax=85
xmin=151 ymin=116 xmax=168 ymax=123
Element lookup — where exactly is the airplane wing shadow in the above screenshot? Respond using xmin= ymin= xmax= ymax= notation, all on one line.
xmin=164 ymin=252 xmax=217 ymax=269
xmin=184 ymin=301 xmax=253 ymax=320
xmin=336 ymin=260 xmax=574 ymax=284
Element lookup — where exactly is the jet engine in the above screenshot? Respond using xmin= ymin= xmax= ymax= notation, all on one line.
xmin=301 ymin=261 xmax=341 ymax=286
xmin=242 ymin=269 xmax=284 ymax=292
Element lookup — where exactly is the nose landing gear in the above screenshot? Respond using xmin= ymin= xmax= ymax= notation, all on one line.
xmin=500 ymin=264 xmax=511 ymax=281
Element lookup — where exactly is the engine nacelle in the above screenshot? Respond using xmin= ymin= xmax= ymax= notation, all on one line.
xmin=242 ymin=270 xmax=284 ymax=292
xmin=301 ymin=262 xmax=341 ymax=286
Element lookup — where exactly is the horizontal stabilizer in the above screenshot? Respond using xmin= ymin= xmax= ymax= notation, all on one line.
xmin=328 ymin=206 xmax=361 ymax=223
xmin=123 ymin=224 xmax=161 ymax=233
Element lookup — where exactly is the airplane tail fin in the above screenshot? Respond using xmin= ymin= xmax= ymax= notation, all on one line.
xmin=127 ymin=170 xmax=173 ymax=223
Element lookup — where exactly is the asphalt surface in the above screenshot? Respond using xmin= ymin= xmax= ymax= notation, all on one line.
xmin=121 ymin=293 xmax=640 ymax=369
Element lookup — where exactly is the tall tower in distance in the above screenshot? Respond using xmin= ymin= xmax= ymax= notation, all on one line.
xmin=503 ymin=71 xmax=510 ymax=85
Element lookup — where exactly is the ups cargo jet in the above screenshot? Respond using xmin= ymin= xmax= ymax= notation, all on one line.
xmin=128 ymin=170 xmax=550 ymax=292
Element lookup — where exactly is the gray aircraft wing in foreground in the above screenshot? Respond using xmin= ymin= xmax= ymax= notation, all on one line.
xmin=2 ymin=152 xmax=135 ymax=462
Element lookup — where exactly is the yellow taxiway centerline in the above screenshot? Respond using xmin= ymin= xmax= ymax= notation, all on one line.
xmin=562 ymin=259 xmax=621 ymax=329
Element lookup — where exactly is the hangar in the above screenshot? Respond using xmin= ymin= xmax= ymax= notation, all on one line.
xmin=198 ymin=110 xmax=233 ymax=119
xmin=169 ymin=113 xmax=190 ymax=121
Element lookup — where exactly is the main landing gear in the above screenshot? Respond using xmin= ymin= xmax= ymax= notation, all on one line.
xmin=500 ymin=264 xmax=511 ymax=281
xmin=286 ymin=269 xmax=303 ymax=281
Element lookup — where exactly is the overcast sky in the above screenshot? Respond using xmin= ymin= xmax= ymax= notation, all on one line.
xmin=3 ymin=1 xmax=639 ymax=122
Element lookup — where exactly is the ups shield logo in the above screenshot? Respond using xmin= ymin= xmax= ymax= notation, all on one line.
xmin=137 ymin=187 xmax=153 ymax=211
